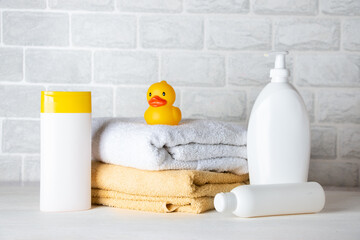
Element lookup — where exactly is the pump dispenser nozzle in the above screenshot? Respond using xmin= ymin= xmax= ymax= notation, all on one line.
xmin=265 ymin=51 xmax=289 ymax=83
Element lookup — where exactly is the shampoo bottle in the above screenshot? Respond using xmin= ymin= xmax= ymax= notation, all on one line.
xmin=247 ymin=51 xmax=310 ymax=185
xmin=40 ymin=91 xmax=92 ymax=212
xmin=214 ymin=182 xmax=325 ymax=217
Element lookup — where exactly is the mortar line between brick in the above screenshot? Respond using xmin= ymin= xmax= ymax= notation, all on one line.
xmin=158 ymin=51 xmax=162 ymax=82
xmin=271 ymin=18 xmax=275 ymax=50
xmin=2 ymin=44 xmax=360 ymax=55
xmin=292 ymin=53 xmax=298 ymax=85
xmin=224 ymin=52 xmax=228 ymax=87
xmin=339 ymin=18 xmax=344 ymax=51
xmin=2 ymin=117 xmax=40 ymax=121
xmin=0 ymin=152 xmax=37 ymax=156
xmin=114 ymin=0 xmax=119 ymax=11
xmin=316 ymin=0 xmax=320 ymax=16
xmin=68 ymin=12 xmax=72 ymax=47
xmin=202 ymin=16 xmax=206 ymax=51
xmin=90 ymin=50 xmax=94 ymax=83
xmin=218 ymin=83 xmax=360 ymax=90
xmin=313 ymin=87 xmax=318 ymax=124
xmin=336 ymin=126 xmax=341 ymax=161
xmin=0 ymin=7 xmax=356 ymax=19
xmin=22 ymin=47 xmax=26 ymax=82
xmin=245 ymin=86 xmax=251 ymax=119
xmin=248 ymin=0 xmax=252 ymax=15
xmin=0 ymin=10 xmax=3 ymax=47
xmin=310 ymin=159 xmax=352 ymax=163
xmin=3 ymin=80 xmax=360 ymax=91
xmin=332 ymin=159 xmax=360 ymax=165
xmin=0 ymin=119 xmax=2 ymax=154
xmin=112 ymin=87 xmax=116 ymax=117
xmin=20 ymin=155 xmax=25 ymax=182
xmin=136 ymin=14 xmax=140 ymax=50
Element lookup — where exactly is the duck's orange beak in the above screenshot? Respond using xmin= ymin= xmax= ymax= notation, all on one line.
xmin=148 ymin=96 xmax=167 ymax=107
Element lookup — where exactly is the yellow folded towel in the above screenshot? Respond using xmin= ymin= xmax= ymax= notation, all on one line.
xmin=91 ymin=162 xmax=249 ymax=213
xmin=92 ymin=189 xmax=215 ymax=213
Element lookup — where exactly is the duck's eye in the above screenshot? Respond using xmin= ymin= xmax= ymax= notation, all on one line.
xmin=162 ymin=92 xmax=165 ymax=96
xmin=149 ymin=92 xmax=152 ymax=97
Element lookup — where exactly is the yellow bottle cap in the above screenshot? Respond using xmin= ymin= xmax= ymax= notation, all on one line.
xmin=41 ymin=91 xmax=91 ymax=113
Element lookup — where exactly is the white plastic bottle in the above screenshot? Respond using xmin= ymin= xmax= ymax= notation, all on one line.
xmin=214 ymin=182 xmax=325 ymax=217
xmin=40 ymin=91 xmax=92 ymax=212
xmin=247 ymin=51 xmax=310 ymax=185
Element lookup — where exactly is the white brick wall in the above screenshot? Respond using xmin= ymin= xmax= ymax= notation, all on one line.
xmin=207 ymin=19 xmax=271 ymax=50
xmin=94 ymin=51 xmax=158 ymax=84
xmin=252 ymin=0 xmax=318 ymax=15
xmin=2 ymin=120 xmax=40 ymax=153
xmin=140 ymin=16 xmax=203 ymax=49
xmin=0 ymin=0 xmax=359 ymax=187
xmin=26 ymin=49 xmax=92 ymax=83
xmin=72 ymin=14 xmax=136 ymax=48
xmin=274 ymin=19 xmax=340 ymax=50
xmin=3 ymin=12 xmax=69 ymax=46
xmin=161 ymin=52 xmax=225 ymax=86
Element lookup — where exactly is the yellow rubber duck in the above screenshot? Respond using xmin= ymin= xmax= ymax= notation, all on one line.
xmin=144 ymin=81 xmax=181 ymax=125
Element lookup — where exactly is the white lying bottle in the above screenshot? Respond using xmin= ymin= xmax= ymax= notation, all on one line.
xmin=214 ymin=182 xmax=325 ymax=217
xmin=247 ymin=51 xmax=310 ymax=185
xmin=40 ymin=91 xmax=92 ymax=212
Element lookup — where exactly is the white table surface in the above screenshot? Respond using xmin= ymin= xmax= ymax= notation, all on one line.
xmin=0 ymin=184 xmax=359 ymax=240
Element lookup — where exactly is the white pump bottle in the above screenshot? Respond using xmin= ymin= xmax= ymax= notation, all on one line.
xmin=247 ymin=51 xmax=310 ymax=185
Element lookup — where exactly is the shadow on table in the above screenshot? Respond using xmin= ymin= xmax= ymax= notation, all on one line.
xmin=321 ymin=191 xmax=357 ymax=213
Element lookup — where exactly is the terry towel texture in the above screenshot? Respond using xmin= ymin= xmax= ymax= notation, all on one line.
xmin=92 ymin=162 xmax=249 ymax=213
xmin=92 ymin=118 xmax=248 ymax=175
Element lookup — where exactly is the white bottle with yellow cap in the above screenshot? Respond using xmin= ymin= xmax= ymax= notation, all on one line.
xmin=40 ymin=91 xmax=91 ymax=212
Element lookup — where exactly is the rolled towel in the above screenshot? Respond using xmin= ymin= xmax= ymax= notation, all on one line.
xmin=91 ymin=162 xmax=249 ymax=213
xmin=92 ymin=118 xmax=248 ymax=175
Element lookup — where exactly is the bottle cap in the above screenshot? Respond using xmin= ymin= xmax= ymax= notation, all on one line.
xmin=214 ymin=192 xmax=237 ymax=213
xmin=41 ymin=91 xmax=91 ymax=113
xmin=265 ymin=51 xmax=290 ymax=83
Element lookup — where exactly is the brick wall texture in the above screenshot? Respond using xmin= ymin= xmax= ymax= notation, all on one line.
xmin=0 ymin=0 xmax=359 ymax=187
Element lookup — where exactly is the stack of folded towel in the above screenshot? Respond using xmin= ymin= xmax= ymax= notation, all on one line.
xmin=91 ymin=118 xmax=249 ymax=213
xmin=92 ymin=162 xmax=248 ymax=213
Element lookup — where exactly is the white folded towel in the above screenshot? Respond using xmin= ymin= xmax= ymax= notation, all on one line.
xmin=92 ymin=118 xmax=248 ymax=175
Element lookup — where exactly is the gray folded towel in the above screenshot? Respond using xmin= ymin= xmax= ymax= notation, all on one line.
xmin=92 ymin=118 xmax=248 ymax=175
